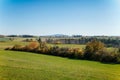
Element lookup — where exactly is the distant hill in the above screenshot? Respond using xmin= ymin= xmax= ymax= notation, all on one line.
xmin=53 ymin=34 xmax=69 ymax=37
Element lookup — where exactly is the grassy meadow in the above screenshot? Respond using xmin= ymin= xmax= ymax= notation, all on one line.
xmin=0 ymin=50 xmax=120 ymax=80
xmin=0 ymin=39 xmax=120 ymax=80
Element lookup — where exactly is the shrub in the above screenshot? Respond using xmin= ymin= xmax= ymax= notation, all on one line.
xmin=49 ymin=46 xmax=60 ymax=56
xmin=84 ymin=40 xmax=105 ymax=60
xmin=6 ymin=39 xmax=120 ymax=64
xmin=39 ymin=42 xmax=47 ymax=50
xmin=23 ymin=41 xmax=39 ymax=51
xmin=40 ymin=46 xmax=51 ymax=54
xmin=11 ymin=44 xmax=23 ymax=51
xmin=116 ymin=49 xmax=120 ymax=63
xmin=5 ymin=47 xmax=11 ymax=50
xmin=100 ymin=51 xmax=118 ymax=63
xmin=73 ymin=48 xmax=84 ymax=59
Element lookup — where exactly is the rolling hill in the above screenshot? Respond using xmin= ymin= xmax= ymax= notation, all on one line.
xmin=0 ymin=50 xmax=120 ymax=80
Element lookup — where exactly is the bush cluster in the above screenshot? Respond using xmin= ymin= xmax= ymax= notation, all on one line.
xmin=5 ymin=40 xmax=120 ymax=63
xmin=48 ymin=46 xmax=84 ymax=59
xmin=6 ymin=41 xmax=83 ymax=59
xmin=84 ymin=40 xmax=120 ymax=63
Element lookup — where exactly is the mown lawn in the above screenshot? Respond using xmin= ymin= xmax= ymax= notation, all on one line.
xmin=0 ymin=50 xmax=120 ymax=80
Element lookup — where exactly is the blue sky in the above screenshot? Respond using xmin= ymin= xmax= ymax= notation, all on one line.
xmin=0 ymin=0 xmax=120 ymax=36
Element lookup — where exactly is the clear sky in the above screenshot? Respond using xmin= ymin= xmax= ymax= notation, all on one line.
xmin=0 ymin=0 xmax=120 ymax=36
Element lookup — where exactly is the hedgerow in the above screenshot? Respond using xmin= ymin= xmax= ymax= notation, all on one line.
xmin=5 ymin=40 xmax=120 ymax=63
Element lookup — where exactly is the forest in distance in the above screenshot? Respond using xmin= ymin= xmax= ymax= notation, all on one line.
xmin=1 ymin=34 xmax=120 ymax=47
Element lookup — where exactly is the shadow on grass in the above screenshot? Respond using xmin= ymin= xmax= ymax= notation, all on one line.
xmin=5 ymin=49 xmax=120 ymax=65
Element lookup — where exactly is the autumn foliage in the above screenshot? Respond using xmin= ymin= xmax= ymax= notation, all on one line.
xmin=6 ymin=40 xmax=120 ymax=63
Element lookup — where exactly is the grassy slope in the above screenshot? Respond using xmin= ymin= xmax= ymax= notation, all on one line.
xmin=0 ymin=50 xmax=120 ymax=80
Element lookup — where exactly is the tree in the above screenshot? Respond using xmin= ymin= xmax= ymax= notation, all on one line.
xmin=37 ymin=37 xmax=47 ymax=50
xmin=37 ymin=37 xmax=42 ymax=43
xmin=84 ymin=39 xmax=105 ymax=60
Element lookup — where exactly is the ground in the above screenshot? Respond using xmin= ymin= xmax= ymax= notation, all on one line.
xmin=0 ymin=40 xmax=120 ymax=80
xmin=0 ymin=50 xmax=120 ymax=80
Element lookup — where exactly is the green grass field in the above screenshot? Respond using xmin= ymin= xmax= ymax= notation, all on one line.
xmin=0 ymin=50 xmax=120 ymax=80
xmin=0 ymin=41 xmax=119 ymax=80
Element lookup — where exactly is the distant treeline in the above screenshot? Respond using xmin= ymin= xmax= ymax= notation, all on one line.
xmin=1 ymin=34 xmax=120 ymax=47
xmin=7 ymin=35 xmax=34 ymax=38
xmin=46 ymin=37 xmax=120 ymax=47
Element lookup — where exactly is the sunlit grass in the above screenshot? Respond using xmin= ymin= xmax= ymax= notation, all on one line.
xmin=0 ymin=50 xmax=120 ymax=80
